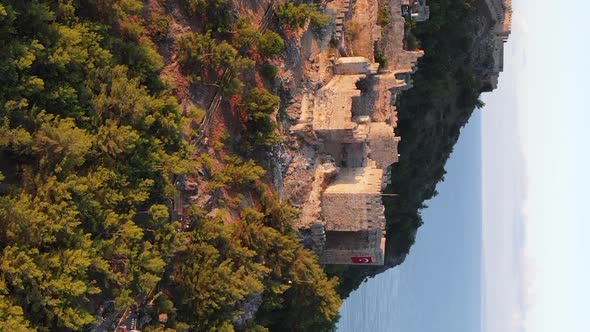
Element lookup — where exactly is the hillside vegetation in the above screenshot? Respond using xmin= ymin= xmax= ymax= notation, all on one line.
xmin=0 ymin=1 xmax=340 ymax=331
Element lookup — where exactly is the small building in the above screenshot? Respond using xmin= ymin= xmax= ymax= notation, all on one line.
xmin=402 ymin=0 xmax=430 ymax=22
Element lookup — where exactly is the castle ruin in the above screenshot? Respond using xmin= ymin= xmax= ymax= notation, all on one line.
xmin=287 ymin=0 xmax=511 ymax=265
xmin=290 ymin=0 xmax=424 ymax=265
xmin=481 ymin=0 xmax=513 ymax=90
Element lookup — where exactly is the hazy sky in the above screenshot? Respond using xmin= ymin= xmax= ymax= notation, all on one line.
xmin=483 ymin=0 xmax=590 ymax=331
xmin=340 ymin=0 xmax=590 ymax=331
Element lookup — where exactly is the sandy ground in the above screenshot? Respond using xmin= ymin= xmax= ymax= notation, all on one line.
xmin=349 ymin=0 xmax=379 ymax=59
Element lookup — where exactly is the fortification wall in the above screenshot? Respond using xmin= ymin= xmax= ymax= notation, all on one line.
xmin=367 ymin=122 xmax=400 ymax=168
xmin=334 ymin=57 xmax=372 ymax=75
xmin=294 ymin=0 xmax=427 ymax=265
xmin=320 ymin=229 xmax=384 ymax=265
xmin=322 ymin=192 xmax=384 ymax=231
xmin=503 ymin=0 xmax=512 ymax=35
xmin=320 ymin=247 xmax=384 ymax=265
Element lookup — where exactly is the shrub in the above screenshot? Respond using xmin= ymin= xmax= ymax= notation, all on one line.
xmin=377 ymin=6 xmax=390 ymax=26
xmin=330 ymin=34 xmax=340 ymax=47
xmin=244 ymin=88 xmax=281 ymax=147
xmin=261 ymin=63 xmax=279 ymax=80
xmin=277 ymin=2 xmax=330 ymax=30
xmin=149 ymin=14 xmax=170 ymax=41
xmin=257 ymin=31 xmax=285 ymax=58
xmin=405 ymin=32 xmax=419 ymax=50
xmin=345 ymin=21 xmax=360 ymax=42
xmin=374 ymin=45 xmax=387 ymax=68
xmin=188 ymin=105 xmax=206 ymax=123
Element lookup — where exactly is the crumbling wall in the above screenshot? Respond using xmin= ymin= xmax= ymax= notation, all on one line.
xmin=321 ymin=192 xmax=384 ymax=231
xmin=367 ymin=122 xmax=400 ymax=168
xmin=321 ymin=162 xmax=385 ymax=232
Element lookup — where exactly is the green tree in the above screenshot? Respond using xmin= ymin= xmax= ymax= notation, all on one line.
xmin=233 ymin=18 xmax=260 ymax=50
xmin=277 ymin=2 xmax=310 ymax=29
xmin=277 ymin=2 xmax=330 ymax=30
xmin=245 ymin=88 xmax=280 ymax=115
xmin=183 ymin=0 xmax=232 ymax=32
xmin=177 ymin=31 xmax=252 ymax=95
xmin=32 ymin=113 xmax=93 ymax=175
xmin=211 ymin=155 xmax=265 ymax=189
xmin=0 ymin=295 xmax=34 ymax=332
xmin=0 ymin=1 xmax=344 ymax=331
xmin=243 ymin=88 xmax=281 ymax=147
xmin=0 ymin=192 xmax=103 ymax=329
xmin=220 ymin=56 xmax=254 ymax=96
xmin=172 ymin=211 xmax=269 ymax=330
xmin=0 ymin=1 xmax=191 ymax=330
xmin=257 ymin=31 xmax=284 ymax=58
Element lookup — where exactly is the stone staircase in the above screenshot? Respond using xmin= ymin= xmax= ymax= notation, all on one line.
xmin=368 ymin=63 xmax=380 ymax=74
xmin=311 ymin=221 xmax=327 ymax=254
xmin=334 ymin=0 xmax=357 ymax=42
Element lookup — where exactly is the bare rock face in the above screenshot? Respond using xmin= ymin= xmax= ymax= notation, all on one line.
xmin=290 ymin=158 xmax=339 ymax=230
xmin=233 ymin=293 xmax=263 ymax=329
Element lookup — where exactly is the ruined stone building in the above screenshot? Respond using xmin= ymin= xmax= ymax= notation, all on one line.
xmin=284 ymin=0 xmax=510 ymax=266
xmin=284 ymin=0 xmax=431 ymax=265
xmin=481 ymin=0 xmax=513 ymax=90
xmin=293 ymin=51 xmax=422 ymax=265
xmin=402 ymin=0 xmax=430 ymax=22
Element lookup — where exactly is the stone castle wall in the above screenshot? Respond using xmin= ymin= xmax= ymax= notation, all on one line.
xmin=295 ymin=0 xmax=426 ymax=265
xmin=319 ymin=229 xmax=385 ymax=265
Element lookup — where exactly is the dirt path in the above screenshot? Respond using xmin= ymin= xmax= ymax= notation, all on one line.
xmin=349 ymin=0 xmax=379 ymax=59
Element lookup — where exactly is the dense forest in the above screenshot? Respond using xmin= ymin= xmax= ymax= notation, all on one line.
xmin=329 ymin=0 xmax=491 ymax=297
xmin=0 ymin=1 xmax=341 ymax=331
